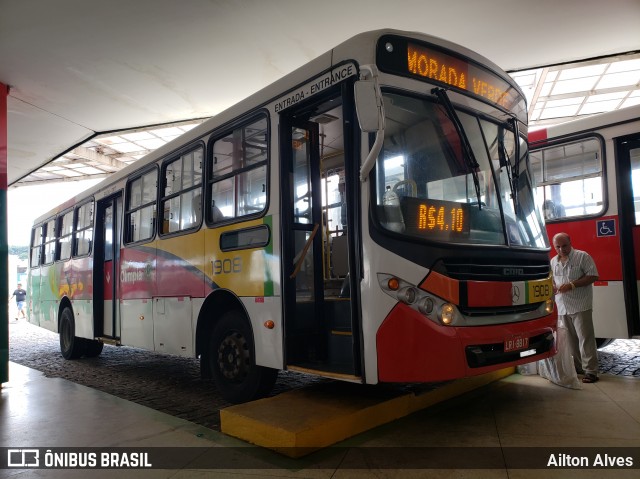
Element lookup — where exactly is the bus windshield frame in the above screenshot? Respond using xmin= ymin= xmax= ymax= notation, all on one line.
xmin=374 ymin=90 xmax=548 ymax=249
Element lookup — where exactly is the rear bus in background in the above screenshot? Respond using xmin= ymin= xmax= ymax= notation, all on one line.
xmin=529 ymin=104 xmax=640 ymax=347
xmin=28 ymin=29 xmax=556 ymax=404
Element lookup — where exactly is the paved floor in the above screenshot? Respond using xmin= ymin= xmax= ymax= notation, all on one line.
xmin=598 ymin=339 xmax=640 ymax=376
xmin=7 ymin=319 xmax=640 ymax=437
xmin=7 ymin=320 xmax=329 ymax=430
xmin=2 ymin=359 xmax=640 ymax=477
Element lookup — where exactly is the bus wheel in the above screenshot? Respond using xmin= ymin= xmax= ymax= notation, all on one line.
xmin=59 ymin=307 xmax=84 ymax=360
xmin=83 ymin=339 xmax=104 ymax=358
xmin=209 ymin=310 xmax=278 ymax=404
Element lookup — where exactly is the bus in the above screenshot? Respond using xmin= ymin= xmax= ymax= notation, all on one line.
xmin=28 ymin=29 xmax=556 ymax=404
xmin=530 ymin=104 xmax=640 ymax=346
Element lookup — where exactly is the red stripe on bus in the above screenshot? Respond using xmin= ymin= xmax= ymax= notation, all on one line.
xmin=528 ymin=128 xmax=547 ymax=143
xmin=467 ymin=281 xmax=512 ymax=307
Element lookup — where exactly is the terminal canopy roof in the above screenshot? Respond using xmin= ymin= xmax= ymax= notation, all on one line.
xmin=1 ymin=0 xmax=639 ymax=186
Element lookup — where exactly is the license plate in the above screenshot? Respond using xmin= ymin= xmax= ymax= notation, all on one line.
xmin=504 ymin=335 xmax=529 ymax=352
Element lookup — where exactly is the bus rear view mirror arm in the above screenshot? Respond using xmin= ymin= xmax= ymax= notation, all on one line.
xmin=355 ymin=65 xmax=385 ymax=182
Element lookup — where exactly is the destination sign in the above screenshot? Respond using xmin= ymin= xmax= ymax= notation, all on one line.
xmin=377 ymin=35 xmax=525 ymax=115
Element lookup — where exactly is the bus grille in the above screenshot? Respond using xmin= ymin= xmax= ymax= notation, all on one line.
xmin=458 ymin=303 xmax=541 ymax=317
xmin=441 ymin=258 xmax=550 ymax=281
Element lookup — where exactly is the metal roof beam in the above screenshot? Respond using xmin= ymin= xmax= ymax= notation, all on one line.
xmin=12 ymin=173 xmax=112 ymax=186
xmin=71 ymin=146 xmax=129 ymax=169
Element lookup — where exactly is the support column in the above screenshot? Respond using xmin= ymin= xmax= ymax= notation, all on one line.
xmin=1 ymin=82 xmax=8 ymax=384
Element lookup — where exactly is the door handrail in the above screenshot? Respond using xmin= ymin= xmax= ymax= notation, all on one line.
xmin=290 ymin=223 xmax=319 ymax=279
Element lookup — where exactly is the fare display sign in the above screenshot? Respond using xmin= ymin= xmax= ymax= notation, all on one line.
xmin=401 ymin=197 xmax=470 ymax=240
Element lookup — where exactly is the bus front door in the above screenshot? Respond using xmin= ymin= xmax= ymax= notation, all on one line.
xmin=616 ymin=135 xmax=640 ymax=338
xmin=95 ymin=195 xmax=122 ymax=341
xmin=281 ymin=95 xmax=360 ymax=379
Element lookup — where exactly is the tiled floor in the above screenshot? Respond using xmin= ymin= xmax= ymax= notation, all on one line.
xmin=2 ymin=361 xmax=639 ymax=478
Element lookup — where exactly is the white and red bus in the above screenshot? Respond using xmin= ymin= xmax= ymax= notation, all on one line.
xmin=28 ymin=29 xmax=556 ymax=403
xmin=529 ymin=104 xmax=640 ymax=346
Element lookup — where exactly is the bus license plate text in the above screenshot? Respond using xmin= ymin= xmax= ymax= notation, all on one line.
xmin=504 ymin=335 xmax=529 ymax=353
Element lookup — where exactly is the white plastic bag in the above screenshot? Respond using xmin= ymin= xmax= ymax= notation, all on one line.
xmin=517 ymin=361 xmax=538 ymax=376
xmin=537 ymin=323 xmax=582 ymax=389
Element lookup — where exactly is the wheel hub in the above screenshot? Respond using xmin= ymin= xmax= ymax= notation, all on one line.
xmin=217 ymin=331 xmax=249 ymax=381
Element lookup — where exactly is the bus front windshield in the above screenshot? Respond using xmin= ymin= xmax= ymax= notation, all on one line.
xmin=375 ymin=92 xmax=548 ymax=248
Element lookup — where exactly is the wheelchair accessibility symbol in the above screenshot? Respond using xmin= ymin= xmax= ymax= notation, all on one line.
xmin=597 ymin=219 xmax=616 ymax=237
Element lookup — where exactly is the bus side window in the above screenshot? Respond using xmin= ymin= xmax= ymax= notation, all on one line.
xmin=43 ymin=219 xmax=56 ymax=264
xmin=126 ymin=169 xmax=157 ymax=243
xmin=30 ymin=225 xmax=43 ymax=267
xmin=57 ymin=210 xmax=73 ymax=261
xmin=74 ymin=200 xmax=94 ymax=256
xmin=531 ymin=138 xmax=604 ymax=220
xmin=160 ymin=147 xmax=203 ymax=234
xmin=207 ymin=116 xmax=268 ymax=224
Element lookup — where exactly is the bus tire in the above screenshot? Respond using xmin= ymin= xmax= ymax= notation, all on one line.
xmin=83 ymin=339 xmax=104 ymax=358
xmin=208 ymin=310 xmax=278 ymax=404
xmin=59 ymin=307 xmax=84 ymax=360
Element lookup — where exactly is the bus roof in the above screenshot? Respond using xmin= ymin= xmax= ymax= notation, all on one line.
xmin=529 ymin=104 xmax=640 ymax=145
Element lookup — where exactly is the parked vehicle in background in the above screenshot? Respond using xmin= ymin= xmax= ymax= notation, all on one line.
xmin=530 ymin=104 xmax=640 ymax=347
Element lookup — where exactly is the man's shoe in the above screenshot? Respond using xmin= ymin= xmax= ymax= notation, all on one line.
xmin=582 ymin=373 xmax=599 ymax=383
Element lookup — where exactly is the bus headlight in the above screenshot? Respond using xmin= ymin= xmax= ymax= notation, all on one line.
xmin=418 ymin=297 xmax=434 ymax=315
xmin=545 ymin=298 xmax=554 ymax=314
xmin=397 ymin=286 xmax=417 ymax=304
xmin=378 ymin=273 xmax=458 ymax=326
xmin=439 ymin=303 xmax=455 ymax=325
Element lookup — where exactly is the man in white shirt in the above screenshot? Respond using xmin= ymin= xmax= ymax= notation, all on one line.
xmin=551 ymin=232 xmax=600 ymax=383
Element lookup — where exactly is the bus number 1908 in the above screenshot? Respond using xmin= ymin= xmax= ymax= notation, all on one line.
xmin=531 ymin=283 xmax=551 ymax=299
xmin=212 ymin=257 xmax=242 ymax=275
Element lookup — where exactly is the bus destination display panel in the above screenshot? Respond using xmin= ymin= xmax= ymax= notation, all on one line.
xmin=376 ymin=35 xmax=525 ymax=117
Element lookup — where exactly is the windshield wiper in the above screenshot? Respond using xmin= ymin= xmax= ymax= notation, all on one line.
xmin=510 ymin=118 xmax=521 ymax=214
xmin=498 ymin=118 xmax=522 ymax=214
xmin=431 ymin=87 xmax=482 ymax=209
xmin=499 ymin=125 xmax=516 ymax=204
xmin=505 ymin=118 xmax=520 ymax=215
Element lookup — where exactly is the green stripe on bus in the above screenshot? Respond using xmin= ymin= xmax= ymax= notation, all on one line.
xmin=263 ymin=215 xmax=274 ymax=297
xmin=525 ymin=281 xmax=529 ymax=304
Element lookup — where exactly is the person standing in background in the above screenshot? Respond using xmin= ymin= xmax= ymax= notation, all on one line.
xmin=551 ymin=232 xmax=600 ymax=383
xmin=9 ymin=282 xmax=27 ymax=320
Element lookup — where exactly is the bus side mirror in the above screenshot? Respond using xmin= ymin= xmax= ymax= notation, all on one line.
xmin=354 ymin=80 xmax=382 ymax=133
